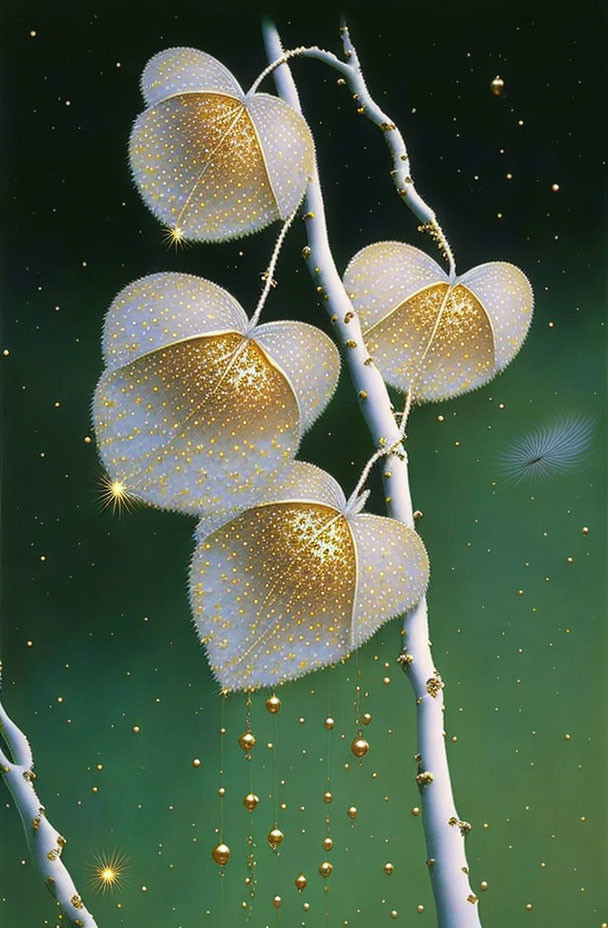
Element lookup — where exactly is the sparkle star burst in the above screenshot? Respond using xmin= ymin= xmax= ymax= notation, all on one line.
xmin=90 ymin=850 xmax=129 ymax=895
xmin=99 ymin=473 xmax=138 ymax=516
xmin=162 ymin=224 xmax=189 ymax=251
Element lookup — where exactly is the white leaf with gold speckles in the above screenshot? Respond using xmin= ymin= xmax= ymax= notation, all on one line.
xmin=93 ymin=277 xmax=340 ymax=517
xmin=190 ymin=461 xmax=429 ymax=691
xmin=343 ymin=241 xmax=533 ymax=402
xmin=129 ymin=47 xmax=314 ymax=242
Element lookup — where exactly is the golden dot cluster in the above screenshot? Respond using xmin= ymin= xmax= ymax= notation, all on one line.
xmin=343 ymin=242 xmax=532 ymax=402
xmin=129 ymin=47 xmax=314 ymax=242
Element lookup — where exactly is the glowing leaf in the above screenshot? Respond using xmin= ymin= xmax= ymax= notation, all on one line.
xmin=190 ymin=462 xmax=429 ymax=691
xmin=129 ymin=47 xmax=314 ymax=242
xmin=93 ymin=276 xmax=339 ymax=517
xmin=343 ymin=242 xmax=533 ymax=402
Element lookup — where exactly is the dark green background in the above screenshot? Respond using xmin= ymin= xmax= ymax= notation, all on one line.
xmin=1 ymin=1 xmax=606 ymax=926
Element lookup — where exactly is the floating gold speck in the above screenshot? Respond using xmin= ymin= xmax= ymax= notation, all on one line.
xmin=362 ymin=713 xmax=372 ymax=726
xmin=490 ymin=75 xmax=505 ymax=96
xmin=347 ymin=806 xmax=358 ymax=820
xmin=384 ymin=862 xmax=395 ymax=875
xmin=323 ymin=791 xmax=333 ymax=804
xmin=324 ymin=717 xmax=335 ymax=730
xmin=350 ymin=737 xmax=369 ymax=758
xmin=238 ymin=732 xmax=256 ymax=752
xmin=243 ymin=793 xmax=259 ymax=812
xmin=272 ymin=896 xmax=282 ymax=909
xmin=211 ymin=843 xmax=230 ymax=866
xmin=318 ymin=861 xmax=333 ymax=878
xmin=294 ymin=872 xmax=307 ymax=892
xmin=265 ymin=695 xmax=281 ymax=714
xmin=267 ymin=827 xmax=284 ymax=849
xmin=322 ymin=836 xmax=333 ymax=851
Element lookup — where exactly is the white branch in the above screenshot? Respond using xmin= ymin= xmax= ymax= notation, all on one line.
xmin=263 ymin=21 xmax=482 ymax=928
xmin=0 ymin=696 xmax=99 ymax=928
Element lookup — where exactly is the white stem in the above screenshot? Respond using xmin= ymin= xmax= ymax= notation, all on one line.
xmin=248 ymin=210 xmax=298 ymax=331
xmin=263 ymin=21 xmax=482 ymax=928
xmin=0 ymin=697 xmax=99 ymax=928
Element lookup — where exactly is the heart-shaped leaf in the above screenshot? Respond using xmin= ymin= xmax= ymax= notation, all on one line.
xmin=190 ymin=462 xmax=429 ymax=691
xmin=343 ymin=241 xmax=533 ymax=401
xmin=129 ymin=47 xmax=314 ymax=242
xmin=93 ymin=273 xmax=339 ymax=516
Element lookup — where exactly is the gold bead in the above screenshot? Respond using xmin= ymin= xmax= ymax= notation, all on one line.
xmin=391 ymin=911 xmax=399 ymax=919
xmin=384 ymin=862 xmax=394 ymax=875
xmin=318 ymin=861 xmax=333 ymax=878
xmin=362 ymin=713 xmax=372 ymax=726
xmin=243 ymin=793 xmax=259 ymax=812
xmin=265 ymin=695 xmax=281 ymax=714
xmin=322 ymin=836 xmax=333 ymax=851
xmin=294 ymin=872 xmax=307 ymax=892
xmin=272 ymin=896 xmax=282 ymax=909
xmin=490 ymin=75 xmax=505 ymax=96
xmin=238 ymin=731 xmax=256 ymax=752
xmin=480 ymin=881 xmax=488 ymax=891
xmin=267 ymin=827 xmax=284 ymax=848
xmin=192 ymin=758 xmax=201 ymax=768
xmin=218 ymin=787 xmax=226 ymax=798
xmin=347 ymin=806 xmax=358 ymax=820
xmin=351 ymin=737 xmax=369 ymax=758
xmin=324 ymin=716 xmax=335 ymax=730
xmin=411 ymin=806 xmax=420 ymax=816
xmin=323 ymin=791 xmax=333 ymax=803
xmin=211 ymin=843 xmax=230 ymax=866
xmin=303 ymin=902 xmax=310 ymax=911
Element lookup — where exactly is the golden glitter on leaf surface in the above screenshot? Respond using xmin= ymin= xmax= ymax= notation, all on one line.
xmin=93 ymin=274 xmax=339 ymax=518
xmin=190 ymin=462 xmax=429 ymax=690
xmin=343 ymin=241 xmax=533 ymax=401
xmin=129 ymin=47 xmax=314 ymax=242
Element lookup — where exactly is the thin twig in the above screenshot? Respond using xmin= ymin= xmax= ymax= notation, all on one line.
xmin=251 ymin=32 xmax=455 ymax=274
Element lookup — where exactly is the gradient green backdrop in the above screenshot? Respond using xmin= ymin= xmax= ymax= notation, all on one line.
xmin=1 ymin=1 xmax=606 ymax=926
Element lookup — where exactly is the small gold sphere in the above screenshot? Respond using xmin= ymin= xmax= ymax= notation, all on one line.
xmin=582 ymin=526 xmax=589 ymax=535
xmin=347 ymin=806 xmax=358 ymax=820
xmin=322 ymin=836 xmax=333 ymax=851
xmin=324 ymin=716 xmax=335 ymax=730
xmin=211 ymin=843 xmax=230 ymax=866
xmin=490 ymin=75 xmax=505 ymax=96
xmin=272 ymin=895 xmax=282 ymax=909
xmin=323 ymin=790 xmax=333 ymax=803
xmin=267 ymin=827 xmax=284 ymax=848
xmin=218 ymin=787 xmax=226 ymax=798
xmin=238 ymin=731 xmax=256 ymax=752
xmin=243 ymin=793 xmax=259 ymax=812
xmin=417 ymin=905 xmax=424 ymax=913
xmin=294 ymin=872 xmax=307 ymax=892
xmin=265 ymin=695 xmax=281 ymax=714
xmin=480 ymin=881 xmax=488 ymax=891
xmin=303 ymin=902 xmax=310 ymax=911
xmin=318 ymin=861 xmax=333 ymax=878
xmin=192 ymin=758 xmax=201 ymax=768
xmin=362 ymin=713 xmax=372 ymax=726
xmin=351 ymin=737 xmax=369 ymax=758
xmin=411 ymin=806 xmax=420 ymax=816
xmin=384 ymin=862 xmax=394 ymax=875
xmin=391 ymin=911 xmax=399 ymax=920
